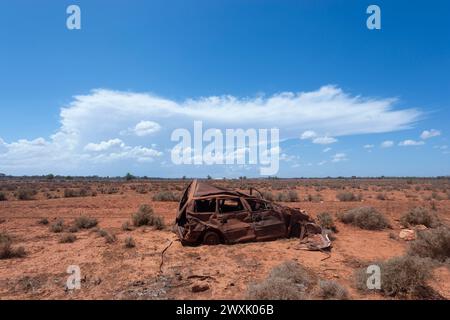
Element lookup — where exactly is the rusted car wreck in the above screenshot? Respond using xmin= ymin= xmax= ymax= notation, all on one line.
xmin=174 ymin=180 xmax=331 ymax=250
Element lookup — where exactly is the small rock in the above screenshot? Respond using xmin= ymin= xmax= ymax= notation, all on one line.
xmin=399 ymin=229 xmax=416 ymax=241
xmin=191 ymin=283 xmax=210 ymax=293
xmin=415 ymin=224 xmax=428 ymax=231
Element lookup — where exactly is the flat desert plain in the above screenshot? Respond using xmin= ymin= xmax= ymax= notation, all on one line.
xmin=0 ymin=178 xmax=449 ymax=300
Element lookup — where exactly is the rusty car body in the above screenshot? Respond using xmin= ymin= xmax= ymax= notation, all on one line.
xmin=174 ymin=180 xmax=331 ymax=249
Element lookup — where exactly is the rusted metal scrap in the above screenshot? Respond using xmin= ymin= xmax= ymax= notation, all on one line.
xmin=174 ymin=180 xmax=331 ymax=250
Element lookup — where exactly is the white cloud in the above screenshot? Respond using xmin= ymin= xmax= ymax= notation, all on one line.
xmin=300 ymin=130 xmax=317 ymax=140
xmin=398 ymin=139 xmax=425 ymax=146
xmin=122 ymin=120 xmax=161 ymax=137
xmin=420 ymin=129 xmax=441 ymax=140
xmin=322 ymin=147 xmax=332 ymax=153
xmin=363 ymin=144 xmax=374 ymax=149
xmin=312 ymin=136 xmax=338 ymax=144
xmin=381 ymin=140 xmax=394 ymax=148
xmin=84 ymin=139 xmax=125 ymax=152
xmin=331 ymin=153 xmax=347 ymax=162
xmin=0 ymin=85 xmax=422 ymax=174
xmin=318 ymin=160 xmax=327 ymax=165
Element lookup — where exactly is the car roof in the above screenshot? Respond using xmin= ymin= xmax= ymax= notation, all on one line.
xmin=190 ymin=180 xmax=252 ymax=199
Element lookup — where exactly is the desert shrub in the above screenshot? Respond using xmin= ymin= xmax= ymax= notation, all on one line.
xmin=38 ymin=218 xmax=49 ymax=225
xmin=0 ymin=192 xmax=6 ymax=201
xmin=152 ymin=191 xmax=179 ymax=202
xmin=246 ymin=261 xmax=313 ymax=300
xmin=122 ymin=221 xmax=133 ymax=231
xmin=317 ymin=212 xmax=337 ymax=232
xmin=59 ymin=233 xmax=77 ymax=243
xmin=316 ymin=280 xmax=349 ymax=300
xmin=124 ymin=236 xmax=136 ymax=248
xmin=131 ymin=204 xmax=165 ymax=229
xmin=64 ymin=188 xmax=90 ymax=198
xmin=306 ymin=194 xmax=322 ymax=202
xmin=408 ymin=227 xmax=450 ymax=262
xmin=400 ymin=207 xmax=439 ymax=228
xmin=355 ymin=255 xmax=434 ymax=298
xmin=431 ymin=192 xmax=444 ymax=200
xmin=338 ymin=207 xmax=389 ymax=230
xmin=0 ymin=233 xmax=25 ymax=259
xmin=287 ymin=190 xmax=299 ymax=202
xmin=97 ymin=229 xmax=116 ymax=243
xmin=50 ymin=219 xmax=64 ymax=233
xmin=376 ymin=193 xmax=387 ymax=200
xmin=68 ymin=225 xmax=79 ymax=233
xmin=132 ymin=204 xmax=154 ymax=227
xmin=16 ymin=189 xmax=37 ymax=200
xmin=261 ymin=191 xmax=274 ymax=201
xmin=74 ymin=216 xmax=98 ymax=229
xmin=152 ymin=216 xmax=166 ymax=230
xmin=247 ymin=277 xmax=307 ymax=300
xmin=275 ymin=192 xmax=289 ymax=202
xmin=336 ymin=191 xmax=361 ymax=202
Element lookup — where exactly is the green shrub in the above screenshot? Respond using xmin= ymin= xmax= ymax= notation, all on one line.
xmin=0 ymin=192 xmax=6 ymax=201
xmin=400 ymin=207 xmax=439 ymax=228
xmin=408 ymin=227 xmax=450 ymax=262
xmin=338 ymin=207 xmax=389 ymax=230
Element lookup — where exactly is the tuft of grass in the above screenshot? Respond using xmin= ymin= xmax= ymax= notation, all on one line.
xmin=152 ymin=216 xmax=166 ymax=230
xmin=400 ymin=207 xmax=439 ymax=228
xmin=124 ymin=236 xmax=136 ymax=248
xmin=408 ymin=226 xmax=450 ymax=263
xmin=246 ymin=261 xmax=313 ymax=300
xmin=355 ymin=255 xmax=434 ymax=298
xmin=131 ymin=204 xmax=165 ymax=229
xmin=317 ymin=212 xmax=337 ymax=232
xmin=16 ymin=189 xmax=37 ymax=200
xmin=59 ymin=233 xmax=77 ymax=243
xmin=316 ymin=280 xmax=349 ymax=300
xmin=38 ymin=218 xmax=49 ymax=225
xmin=132 ymin=204 xmax=154 ymax=227
xmin=336 ymin=191 xmax=362 ymax=202
xmin=68 ymin=225 xmax=79 ymax=233
xmin=0 ymin=232 xmax=26 ymax=259
xmin=152 ymin=191 xmax=179 ymax=202
xmin=74 ymin=216 xmax=98 ymax=229
xmin=261 ymin=191 xmax=274 ymax=201
xmin=0 ymin=192 xmax=7 ymax=201
xmin=50 ymin=219 xmax=64 ymax=233
xmin=97 ymin=229 xmax=116 ymax=243
xmin=122 ymin=221 xmax=133 ymax=231
xmin=338 ymin=207 xmax=390 ymax=230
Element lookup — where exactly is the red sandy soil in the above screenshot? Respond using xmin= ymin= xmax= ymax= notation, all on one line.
xmin=0 ymin=179 xmax=449 ymax=300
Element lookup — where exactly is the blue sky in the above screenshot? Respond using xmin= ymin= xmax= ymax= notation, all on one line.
xmin=0 ymin=0 xmax=449 ymax=177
